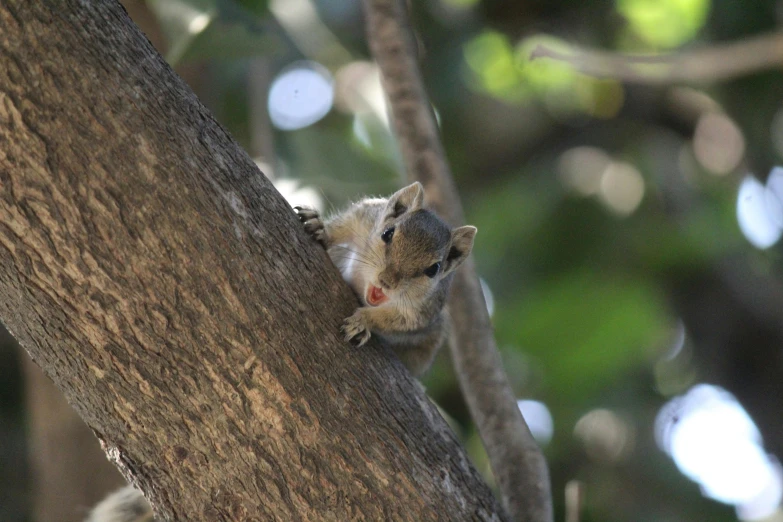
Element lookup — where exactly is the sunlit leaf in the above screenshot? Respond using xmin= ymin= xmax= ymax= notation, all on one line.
xmin=616 ymin=0 xmax=711 ymax=49
xmin=517 ymin=36 xmax=578 ymax=93
xmin=462 ymin=31 xmax=529 ymax=103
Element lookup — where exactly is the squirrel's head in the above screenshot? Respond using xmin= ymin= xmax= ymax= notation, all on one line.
xmin=363 ymin=182 xmax=477 ymax=308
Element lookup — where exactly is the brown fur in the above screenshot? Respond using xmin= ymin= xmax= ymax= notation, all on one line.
xmin=296 ymin=182 xmax=476 ymax=376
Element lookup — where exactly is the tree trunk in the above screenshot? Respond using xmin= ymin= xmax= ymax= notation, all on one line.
xmin=0 ymin=2 xmax=506 ymax=520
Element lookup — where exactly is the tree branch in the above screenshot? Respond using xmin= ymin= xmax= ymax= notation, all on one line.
xmin=0 ymin=1 xmax=506 ymax=520
xmin=362 ymin=1 xmax=553 ymax=521
xmin=530 ymin=31 xmax=783 ymax=85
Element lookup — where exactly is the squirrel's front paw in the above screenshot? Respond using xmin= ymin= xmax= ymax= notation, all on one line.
xmin=294 ymin=206 xmax=327 ymax=247
xmin=341 ymin=309 xmax=372 ymax=347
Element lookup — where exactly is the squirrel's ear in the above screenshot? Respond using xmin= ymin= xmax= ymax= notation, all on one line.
xmin=387 ymin=182 xmax=424 ymax=217
xmin=443 ymin=226 xmax=477 ymax=275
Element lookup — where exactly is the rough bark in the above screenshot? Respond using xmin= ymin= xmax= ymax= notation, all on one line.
xmin=22 ymin=353 xmax=126 ymax=522
xmin=362 ymin=1 xmax=553 ymax=521
xmin=0 ymin=2 xmax=506 ymax=520
xmin=22 ymin=4 xmax=164 ymax=521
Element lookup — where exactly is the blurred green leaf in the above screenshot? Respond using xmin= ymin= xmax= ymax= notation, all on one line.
xmin=631 ymin=211 xmax=739 ymax=271
xmin=518 ymin=36 xmax=578 ymax=93
xmin=495 ymin=271 xmax=669 ymax=402
xmin=467 ymin=177 xmax=557 ymax=278
xmin=616 ymin=0 xmax=711 ymax=49
xmin=462 ymin=31 xmax=530 ymax=103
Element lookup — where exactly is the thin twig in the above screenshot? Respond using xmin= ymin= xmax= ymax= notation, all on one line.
xmin=361 ymin=0 xmax=554 ymax=521
xmin=565 ymin=480 xmax=584 ymax=522
xmin=530 ymin=31 xmax=783 ymax=85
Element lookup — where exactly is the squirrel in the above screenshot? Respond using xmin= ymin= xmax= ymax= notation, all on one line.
xmin=84 ymin=486 xmax=154 ymax=522
xmin=295 ymin=181 xmax=477 ymax=376
xmin=84 ymin=183 xmax=476 ymax=522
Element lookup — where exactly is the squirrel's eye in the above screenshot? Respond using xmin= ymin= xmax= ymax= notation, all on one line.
xmin=381 ymin=227 xmax=395 ymax=243
xmin=423 ymin=262 xmax=441 ymax=278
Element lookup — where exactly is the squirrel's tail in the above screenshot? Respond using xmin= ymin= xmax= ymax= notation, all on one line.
xmin=85 ymin=486 xmax=156 ymax=522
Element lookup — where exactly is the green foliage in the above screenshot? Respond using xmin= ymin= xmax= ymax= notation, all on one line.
xmin=616 ymin=0 xmax=711 ymax=49
xmin=495 ymin=271 xmax=668 ymax=402
xmin=463 ymin=31 xmax=529 ymax=102
xmin=463 ymin=32 xmax=625 ymax=118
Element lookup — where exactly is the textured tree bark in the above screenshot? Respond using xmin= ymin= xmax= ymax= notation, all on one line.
xmin=22 ymin=353 xmax=126 ymax=522
xmin=21 ymin=4 xmax=164 ymax=521
xmin=0 ymin=2 xmax=507 ymax=520
xmin=362 ymin=0 xmax=553 ymax=521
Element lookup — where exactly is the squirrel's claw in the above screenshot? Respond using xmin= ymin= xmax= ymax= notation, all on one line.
xmin=294 ymin=206 xmax=319 ymax=222
xmin=342 ymin=311 xmax=371 ymax=347
xmin=295 ymin=206 xmax=328 ymax=247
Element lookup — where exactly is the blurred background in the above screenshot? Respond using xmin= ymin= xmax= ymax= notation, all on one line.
xmin=3 ymin=0 xmax=783 ymax=520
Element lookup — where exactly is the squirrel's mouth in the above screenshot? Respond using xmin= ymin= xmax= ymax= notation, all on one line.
xmin=366 ymin=284 xmax=388 ymax=306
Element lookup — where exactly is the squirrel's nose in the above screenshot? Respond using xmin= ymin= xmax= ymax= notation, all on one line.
xmin=378 ymin=271 xmax=398 ymax=290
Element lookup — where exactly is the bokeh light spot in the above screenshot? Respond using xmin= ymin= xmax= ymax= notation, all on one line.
xmin=272 ymin=177 xmax=323 ymax=211
xmin=558 ymin=146 xmax=612 ymax=196
xmin=518 ymin=400 xmax=554 ymax=445
xmin=616 ymin=0 xmax=711 ymax=49
xmin=187 ymin=13 xmax=211 ymax=34
xmin=656 ymin=384 xmax=783 ymax=519
xmin=463 ymin=31 xmax=527 ymax=102
xmin=693 ymin=112 xmax=745 ymax=176
xmin=764 ymin=167 xmax=783 ymax=228
xmin=268 ymin=61 xmax=334 ymax=131
xmin=574 ymin=409 xmax=634 ymax=462
xmin=736 ymin=174 xmax=782 ymax=249
xmin=599 ymin=161 xmax=645 ymax=216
